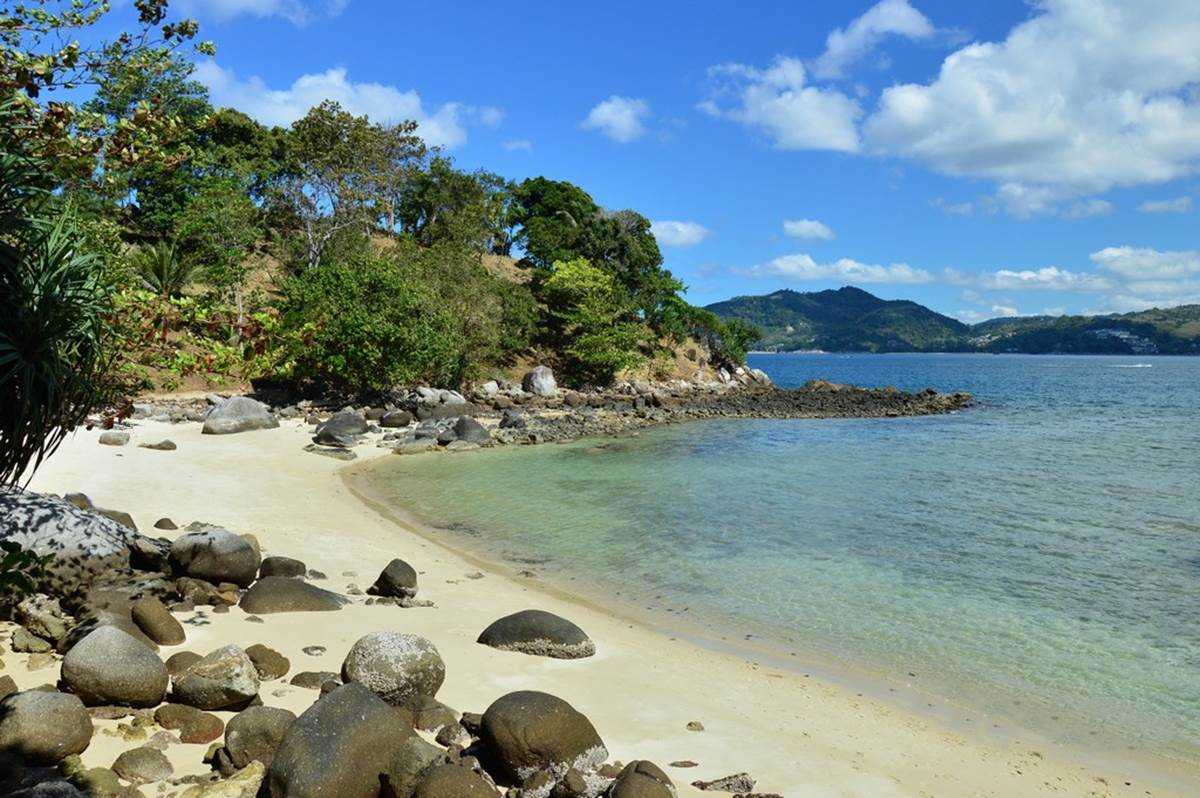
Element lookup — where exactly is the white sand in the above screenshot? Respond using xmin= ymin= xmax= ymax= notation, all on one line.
xmin=9 ymin=418 xmax=1197 ymax=797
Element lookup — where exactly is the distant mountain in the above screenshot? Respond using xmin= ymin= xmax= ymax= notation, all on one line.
xmin=706 ymin=287 xmax=1200 ymax=355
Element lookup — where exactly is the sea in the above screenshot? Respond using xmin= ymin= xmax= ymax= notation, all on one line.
xmin=358 ymin=353 xmax=1200 ymax=769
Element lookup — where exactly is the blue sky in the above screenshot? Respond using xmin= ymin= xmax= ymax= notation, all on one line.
xmin=163 ymin=1 xmax=1198 ymax=321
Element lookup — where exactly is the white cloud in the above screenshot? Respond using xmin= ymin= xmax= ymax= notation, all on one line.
xmin=747 ymin=253 xmax=933 ymax=284
xmin=1089 ymin=246 xmax=1200 ymax=279
xmin=582 ymin=96 xmax=650 ymax=143
xmin=1062 ymin=198 xmax=1114 ymax=219
xmin=702 ymin=57 xmax=862 ymax=152
xmin=177 ymin=0 xmax=347 ymax=24
xmin=864 ymin=0 xmax=1200 ymax=214
xmin=782 ymin=219 xmax=835 ymax=240
xmin=1138 ymin=196 xmax=1193 ymax=214
xmin=991 ymin=304 xmax=1020 ymax=317
xmin=194 ymin=62 xmax=488 ymax=148
xmin=979 ymin=266 xmax=1112 ymax=291
xmin=651 ymin=221 xmax=710 ymax=247
xmin=501 ymin=139 xmax=533 ymax=152
xmin=812 ymin=0 xmax=937 ymax=80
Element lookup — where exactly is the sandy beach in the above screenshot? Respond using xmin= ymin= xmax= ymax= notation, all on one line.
xmin=10 ymin=418 xmax=1197 ymax=797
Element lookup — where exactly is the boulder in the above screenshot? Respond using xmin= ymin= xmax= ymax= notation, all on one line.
xmin=172 ymin=645 xmax=260 ymax=711
xmin=476 ymin=610 xmax=595 ymax=659
xmin=130 ymin=596 xmax=185 ymax=645
xmin=381 ymin=735 xmax=443 ymax=797
xmin=367 ymin=558 xmax=418 ymax=598
xmin=0 ymin=489 xmax=142 ymax=609
xmin=57 ymin=606 xmax=161 ymax=654
xmin=266 ymin=682 xmax=416 ymax=798
xmin=127 ymin=536 xmax=170 ymax=571
xmin=238 ymin=577 xmax=346 ymax=614
xmin=498 ymin=409 xmax=526 ymax=430
xmin=522 ymin=366 xmax=557 ymax=397
xmin=479 ymin=691 xmax=607 ymax=783
xmin=154 ymin=703 xmax=224 ymax=744
xmin=450 ymin=416 xmax=491 ymax=445
xmin=169 ymin=528 xmax=261 ymax=588
xmin=16 ymin=595 xmax=71 ymax=644
xmin=0 ymin=690 xmax=93 ymax=764
xmin=313 ymin=410 xmax=368 ymax=447
xmin=380 ymin=409 xmax=414 ymax=428
xmin=340 ymin=632 xmax=444 ymax=706
xmin=202 ymin=397 xmax=279 ymax=435
xmin=165 ymin=651 xmax=203 ymax=678
xmin=258 ymin=556 xmax=306 ymax=579
xmin=0 ymin=675 xmax=18 ymax=699
xmin=609 ymin=761 xmax=676 ymax=798
xmin=139 ymin=440 xmax=177 ymax=451
xmin=60 ymin=626 xmax=168 ymax=707
xmin=245 ymin=644 xmax=290 ymax=680
xmin=111 ymin=746 xmax=172 ymax=784
xmin=153 ymin=518 xmax=178 ymax=530
xmin=96 ymin=507 xmax=136 ymax=530
xmin=219 ymin=705 xmax=297 ymax=773
xmin=413 ymin=764 xmax=499 ymax=797
xmin=12 ymin=627 xmax=53 ymax=653
xmin=288 ymin=671 xmax=338 ymax=690
xmin=98 ymin=432 xmax=129 ymax=447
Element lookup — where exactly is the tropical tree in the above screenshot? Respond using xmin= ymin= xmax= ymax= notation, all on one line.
xmin=131 ymin=239 xmax=195 ymax=298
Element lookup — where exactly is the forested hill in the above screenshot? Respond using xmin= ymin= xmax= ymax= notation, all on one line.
xmin=706 ymin=287 xmax=1200 ymax=355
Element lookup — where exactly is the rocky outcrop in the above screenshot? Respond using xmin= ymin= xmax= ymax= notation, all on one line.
xmin=476 ymin=610 xmax=595 ymax=659
xmin=202 ymin=396 xmax=279 ymax=435
xmin=238 ymin=577 xmax=346 ymax=614
xmin=340 ymin=632 xmax=444 ymax=706
xmin=479 ymin=691 xmax=607 ymax=783
xmin=60 ymin=626 xmax=169 ymax=707
xmin=0 ymin=691 xmax=93 ymax=764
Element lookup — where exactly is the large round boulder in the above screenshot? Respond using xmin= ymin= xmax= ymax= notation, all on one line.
xmin=340 ymin=632 xmax=444 ymax=706
xmin=266 ymin=683 xmax=416 ymax=798
xmin=60 ymin=626 xmax=168 ymax=707
xmin=202 ymin=396 xmax=279 ymax=435
xmin=218 ymin=705 xmax=297 ymax=773
xmin=0 ymin=489 xmax=142 ymax=610
xmin=111 ymin=746 xmax=173 ymax=784
xmin=413 ymin=764 xmax=499 ymax=797
xmin=609 ymin=761 xmax=676 ymax=798
xmin=476 ymin=610 xmax=595 ymax=659
xmin=480 ymin=691 xmax=607 ymax=783
xmin=367 ymin=558 xmax=418 ymax=598
xmin=169 ymin=528 xmax=261 ymax=588
xmin=238 ymin=577 xmax=346 ymax=614
xmin=173 ymin=645 xmax=260 ymax=710
xmin=0 ymin=691 xmax=93 ymax=764
xmin=522 ymin=366 xmax=557 ymax=397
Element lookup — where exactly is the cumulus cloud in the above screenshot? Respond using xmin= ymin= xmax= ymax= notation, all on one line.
xmin=1138 ymin=196 xmax=1193 ymax=214
xmin=782 ymin=219 xmax=835 ymax=240
xmin=747 ymin=253 xmax=933 ymax=284
xmin=701 ymin=57 xmax=862 ymax=152
xmin=177 ymin=0 xmax=348 ymax=24
xmin=979 ymin=266 xmax=1113 ymax=291
xmin=864 ymin=0 xmax=1200 ymax=213
xmin=1089 ymin=246 xmax=1200 ymax=280
xmin=812 ymin=0 xmax=937 ymax=79
xmin=582 ymin=96 xmax=650 ymax=143
xmin=194 ymin=62 xmax=493 ymax=149
xmin=651 ymin=220 xmax=710 ymax=247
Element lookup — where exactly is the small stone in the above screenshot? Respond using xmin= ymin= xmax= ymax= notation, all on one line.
xmin=154 ymin=518 xmax=178 ymax=530
xmin=13 ymin=626 xmax=54 ymax=653
xmin=289 ymin=671 xmax=338 ymax=690
xmin=686 ymin=721 xmax=705 ymax=732
xmin=99 ymin=432 xmax=130 ymax=446
xmin=139 ymin=440 xmax=177 ymax=451
xmin=301 ymin=645 xmax=326 ymax=656
xmin=154 ymin=704 xmax=224 ymax=744
xmin=258 ymin=556 xmax=306 ymax=579
xmin=111 ymin=746 xmax=173 ymax=784
xmin=692 ymin=773 xmax=756 ymax=793
xmin=245 ymin=644 xmax=289 ymax=680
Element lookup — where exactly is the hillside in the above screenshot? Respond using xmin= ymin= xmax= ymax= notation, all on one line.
xmin=707 ymin=287 xmax=1200 ymax=355
xmin=705 ymin=287 xmax=971 ymax=352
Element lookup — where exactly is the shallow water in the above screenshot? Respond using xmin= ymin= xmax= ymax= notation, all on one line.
xmin=362 ymin=353 xmax=1200 ymax=763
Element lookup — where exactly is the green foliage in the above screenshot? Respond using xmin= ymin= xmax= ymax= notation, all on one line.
xmin=175 ymin=177 xmax=261 ymax=314
xmin=275 ymin=251 xmax=463 ymax=394
xmin=0 ymin=101 xmax=124 ymax=485
xmin=541 ymin=258 xmax=644 ymax=385
xmin=660 ymin=297 xmax=760 ymax=366
xmin=0 ymin=540 xmax=52 ymax=598
xmin=131 ymin=240 xmax=197 ymax=297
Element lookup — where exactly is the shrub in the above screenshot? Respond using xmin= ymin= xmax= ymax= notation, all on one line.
xmin=540 ymin=258 xmax=644 ymax=385
xmin=275 ymin=252 xmax=463 ymax=394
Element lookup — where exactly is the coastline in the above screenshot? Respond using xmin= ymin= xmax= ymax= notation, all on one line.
xmin=16 ymin=418 xmax=1199 ymax=797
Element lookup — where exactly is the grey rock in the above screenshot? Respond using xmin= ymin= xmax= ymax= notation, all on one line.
xmin=220 ymin=705 xmax=297 ymax=773
xmin=451 ymin=416 xmax=491 ymax=445
xmin=111 ymin=746 xmax=172 ymax=784
xmin=60 ymin=626 xmax=168 ymax=707
xmin=172 ymin=645 xmax=260 ymax=711
xmin=288 ymin=671 xmax=338 ymax=690
xmin=98 ymin=432 xmax=129 ymax=447
xmin=522 ymin=366 xmax=557 ymax=397
xmin=380 ymin=409 xmax=415 ymax=428
xmin=498 ymin=409 xmax=526 ymax=429
xmin=303 ymin=443 xmax=357 ymax=461
xmin=0 ymin=690 xmax=93 ymax=764
xmin=12 ymin=627 xmax=53 ymax=653
xmin=153 ymin=517 xmax=178 ymax=530
xmin=245 ymin=644 xmax=290 ymax=681
xmin=610 ymin=761 xmax=676 ymax=798
xmin=368 ymin=558 xmax=418 ymax=598
xmin=154 ymin=703 xmax=224 ymax=744
xmin=16 ymin=594 xmax=71 ymax=644
xmin=413 ymin=764 xmax=498 ymax=797
xmin=476 ymin=610 xmax=595 ymax=659
xmin=312 ymin=410 xmax=367 ymax=447
xmin=138 ymin=440 xmax=177 ymax=451
xmin=690 ymin=773 xmax=755 ymax=793
xmin=238 ymin=577 xmax=346 ymax=614
xmin=340 ymin=632 xmax=444 ymax=706
xmin=169 ymin=528 xmax=261 ymax=587
xmin=265 ymin=683 xmax=416 ymax=798
xmin=480 ymin=691 xmax=607 ymax=782
xmin=130 ymin=596 xmax=185 ymax=645
xmin=382 ymin=735 xmax=444 ymax=798
xmin=202 ymin=397 xmax=279 ymax=435
xmin=259 ymin=555 xmax=307 ymax=579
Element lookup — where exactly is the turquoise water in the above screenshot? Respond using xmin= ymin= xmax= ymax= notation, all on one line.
xmin=363 ymin=354 xmax=1200 ymax=763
